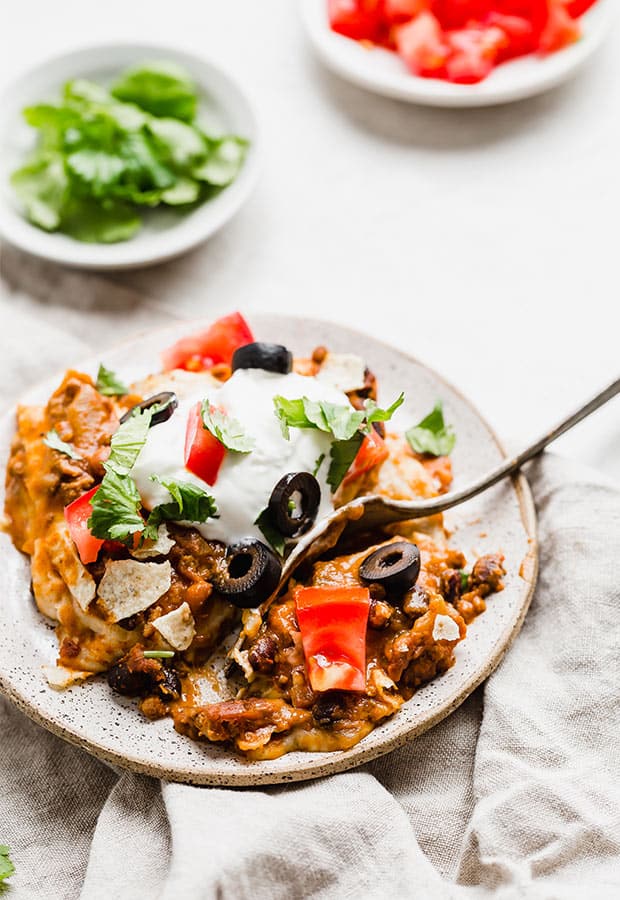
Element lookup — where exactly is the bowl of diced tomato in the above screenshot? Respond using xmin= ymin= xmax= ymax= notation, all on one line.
xmin=300 ymin=0 xmax=611 ymax=106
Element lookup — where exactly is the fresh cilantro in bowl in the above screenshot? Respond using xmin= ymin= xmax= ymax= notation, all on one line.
xmin=10 ymin=61 xmax=248 ymax=243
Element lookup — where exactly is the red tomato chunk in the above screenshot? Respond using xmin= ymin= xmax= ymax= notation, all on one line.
xmin=64 ymin=487 xmax=104 ymax=565
xmin=328 ymin=0 xmax=592 ymax=83
xmin=296 ymin=586 xmax=371 ymax=692
xmin=184 ymin=402 xmax=226 ymax=486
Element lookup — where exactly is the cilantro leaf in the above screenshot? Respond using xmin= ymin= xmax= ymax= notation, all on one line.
xmin=111 ymin=62 xmax=198 ymax=121
xmin=193 ymin=137 xmax=248 ymax=186
xmin=105 ymin=407 xmax=153 ymax=476
xmin=201 ymin=400 xmax=255 ymax=453
xmin=273 ymin=396 xmax=312 ymax=440
xmin=406 ymin=402 xmax=456 ymax=457
xmin=147 ymin=117 xmax=206 ymax=168
xmin=43 ymin=429 xmax=82 ymax=460
xmin=87 ymin=469 xmax=144 ymax=542
xmin=160 ymin=177 xmax=200 ymax=205
xmin=364 ymin=392 xmax=405 ymax=428
xmin=0 ymin=845 xmax=15 ymax=883
xmin=273 ymin=396 xmax=364 ymax=442
xmin=145 ymin=476 xmax=217 ymax=539
xmin=11 ymin=153 xmax=68 ymax=230
xmin=254 ymin=508 xmax=287 ymax=558
xmin=327 ymin=432 xmax=364 ymax=492
xmin=96 ymin=364 xmax=128 ymax=397
xmin=61 ymin=197 xmax=141 ymax=244
xmin=460 ymin=571 xmax=470 ymax=592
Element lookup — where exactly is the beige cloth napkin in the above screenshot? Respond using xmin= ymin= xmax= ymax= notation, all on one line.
xmin=1 ymin=246 xmax=619 ymax=900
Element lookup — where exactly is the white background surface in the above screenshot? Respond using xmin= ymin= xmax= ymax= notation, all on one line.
xmin=0 ymin=0 xmax=618 ymax=479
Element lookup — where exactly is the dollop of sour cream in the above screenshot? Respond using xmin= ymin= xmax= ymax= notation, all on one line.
xmin=131 ymin=368 xmax=351 ymax=545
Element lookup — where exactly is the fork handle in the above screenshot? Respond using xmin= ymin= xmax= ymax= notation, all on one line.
xmin=424 ymin=375 xmax=620 ymax=516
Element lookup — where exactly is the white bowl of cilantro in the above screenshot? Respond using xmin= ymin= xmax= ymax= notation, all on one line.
xmin=0 ymin=44 xmax=259 ymax=270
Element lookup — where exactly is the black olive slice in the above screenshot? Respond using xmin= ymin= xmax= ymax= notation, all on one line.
xmin=120 ymin=391 xmax=178 ymax=427
xmin=268 ymin=472 xmax=321 ymax=537
xmin=217 ymin=538 xmax=282 ymax=608
xmin=231 ymin=342 xmax=293 ymax=375
xmin=359 ymin=541 xmax=421 ymax=595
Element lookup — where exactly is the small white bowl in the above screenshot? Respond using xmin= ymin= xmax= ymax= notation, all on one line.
xmin=0 ymin=43 xmax=260 ymax=270
xmin=300 ymin=0 xmax=613 ymax=108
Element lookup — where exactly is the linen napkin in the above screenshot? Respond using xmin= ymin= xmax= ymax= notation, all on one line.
xmin=1 ymin=248 xmax=619 ymax=900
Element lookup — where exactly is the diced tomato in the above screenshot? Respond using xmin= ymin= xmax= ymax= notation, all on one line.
xmin=295 ymin=586 xmax=370 ymax=692
xmin=383 ymin=0 xmax=429 ymax=26
xmin=494 ymin=0 xmax=550 ymax=38
xmin=328 ymin=0 xmax=384 ymax=41
xmin=445 ymin=24 xmax=507 ymax=82
xmin=396 ymin=12 xmax=450 ymax=77
xmin=486 ymin=12 xmax=537 ymax=59
xmin=343 ymin=429 xmax=390 ymax=486
xmin=563 ymin=0 xmax=596 ymax=16
xmin=184 ymin=401 xmax=226 ymax=486
xmin=431 ymin=0 xmax=493 ymax=29
xmin=538 ymin=2 xmax=580 ymax=52
xmin=64 ymin=487 xmax=104 ymax=565
xmin=161 ymin=312 xmax=254 ymax=372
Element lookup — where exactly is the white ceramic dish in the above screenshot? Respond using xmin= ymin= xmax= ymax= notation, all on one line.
xmin=0 ymin=43 xmax=260 ymax=270
xmin=300 ymin=0 xmax=612 ymax=107
xmin=0 ymin=314 xmax=537 ymax=786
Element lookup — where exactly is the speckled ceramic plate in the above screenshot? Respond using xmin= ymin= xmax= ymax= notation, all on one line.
xmin=0 ymin=315 xmax=537 ymax=785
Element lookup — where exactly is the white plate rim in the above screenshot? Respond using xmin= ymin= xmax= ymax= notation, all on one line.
xmin=0 ymin=313 xmax=538 ymax=785
xmin=0 ymin=41 xmax=261 ymax=270
xmin=300 ymin=0 xmax=613 ymax=107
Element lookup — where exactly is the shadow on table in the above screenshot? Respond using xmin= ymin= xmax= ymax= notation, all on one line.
xmin=306 ymin=51 xmax=604 ymax=151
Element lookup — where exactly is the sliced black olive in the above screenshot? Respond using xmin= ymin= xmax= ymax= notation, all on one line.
xmin=359 ymin=541 xmax=421 ymax=595
xmin=217 ymin=538 xmax=282 ymax=608
xmin=119 ymin=391 xmax=178 ymax=427
xmin=231 ymin=342 xmax=293 ymax=375
xmin=268 ymin=472 xmax=321 ymax=537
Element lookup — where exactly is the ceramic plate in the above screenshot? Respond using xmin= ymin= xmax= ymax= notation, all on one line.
xmin=0 ymin=43 xmax=259 ymax=270
xmin=0 ymin=315 xmax=537 ymax=785
xmin=300 ymin=0 xmax=612 ymax=107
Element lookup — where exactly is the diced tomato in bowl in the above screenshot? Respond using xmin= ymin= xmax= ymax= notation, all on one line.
xmin=328 ymin=0 xmax=385 ymax=41
xmin=328 ymin=0 xmax=596 ymax=84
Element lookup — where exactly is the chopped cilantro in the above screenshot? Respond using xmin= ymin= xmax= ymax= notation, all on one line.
xmin=105 ymin=407 xmax=153 ymax=476
xmin=144 ymin=476 xmax=217 ymax=539
xmin=364 ymin=392 xmax=405 ymax=428
xmin=10 ymin=63 xmax=248 ymax=243
xmin=88 ymin=469 xmax=144 ymax=542
xmin=326 ymin=432 xmax=364 ymax=492
xmin=87 ymin=409 xmax=153 ymax=542
xmin=43 ymin=429 xmax=82 ymax=460
xmin=254 ymin=508 xmax=287 ymax=557
xmin=406 ymin=402 xmax=456 ymax=457
xmin=0 ymin=845 xmax=14 ymax=883
xmin=460 ymin=571 xmax=469 ymax=592
xmin=96 ymin=364 xmax=128 ymax=397
xmin=201 ymin=400 xmax=255 ymax=453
